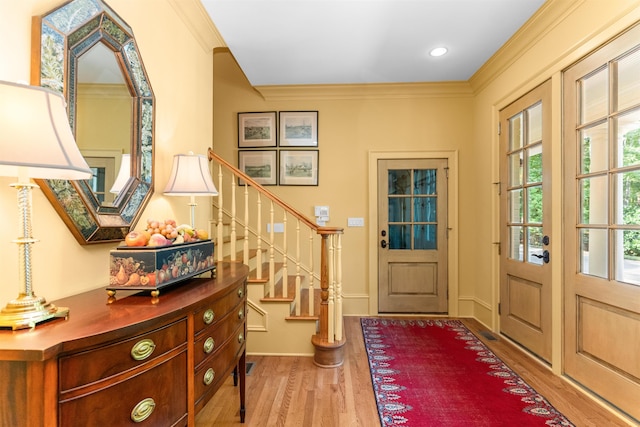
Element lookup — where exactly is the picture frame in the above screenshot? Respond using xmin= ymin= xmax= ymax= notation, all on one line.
xmin=279 ymin=150 xmax=319 ymax=186
xmin=279 ymin=111 xmax=318 ymax=147
xmin=238 ymin=111 xmax=277 ymax=147
xmin=238 ymin=150 xmax=278 ymax=186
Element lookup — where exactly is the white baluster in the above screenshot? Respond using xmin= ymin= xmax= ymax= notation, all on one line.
xmin=216 ymin=165 xmax=224 ymax=262
xmin=335 ymin=233 xmax=343 ymax=342
xmin=269 ymin=201 xmax=275 ymax=298
xmin=243 ymin=184 xmax=249 ymax=265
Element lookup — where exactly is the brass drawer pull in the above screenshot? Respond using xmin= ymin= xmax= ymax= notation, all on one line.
xmin=238 ymin=333 xmax=244 ymax=344
xmin=131 ymin=338 xmax=156 ymax=361
xmin=203 ymin=368 xmax=215 ymax=386
xmin=131 ymin=397 xmax=155 ymax=423
xmin=203 ymin=337 xmax=215 ymax=354
xmin=237 ymin=287 xmax=244 ymax=298
xmin=238 ymin=308 xmax=244 ymax=320
xmin=203 ymin=308 xmax=215 ymax=325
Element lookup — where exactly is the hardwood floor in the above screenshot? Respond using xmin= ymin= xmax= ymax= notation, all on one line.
xmin=195 ymin=316 xmax=636 ymax=427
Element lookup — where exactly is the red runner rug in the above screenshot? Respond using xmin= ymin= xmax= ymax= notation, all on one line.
xmin=361 ymin=318 xmax=574 ymax=426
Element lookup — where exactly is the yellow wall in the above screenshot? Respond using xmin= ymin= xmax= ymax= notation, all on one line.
xmin=212 ymin=0 xmax=640 ymax=334
xmin=3 ymin=0 xmax=640 ymax=355
xmin=213 ymin=51 xmax=473 ymax=315
xmin=0 ymin=0 xmax=220 ymax=305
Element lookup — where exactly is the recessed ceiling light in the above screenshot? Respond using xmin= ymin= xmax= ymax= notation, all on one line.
xmin=430 ymin=47 xmax=448 ymax=57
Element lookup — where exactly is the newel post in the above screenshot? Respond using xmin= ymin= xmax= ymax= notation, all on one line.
xmin=311 ymin=228 xmax=345 ymax=368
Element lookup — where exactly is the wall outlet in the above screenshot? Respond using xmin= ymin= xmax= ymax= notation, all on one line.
xmin=347 ymin=217 xmax=365 ymax=227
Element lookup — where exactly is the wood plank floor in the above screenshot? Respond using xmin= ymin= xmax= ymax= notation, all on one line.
xmin=195 ymin=316 xmax=636 ymax=427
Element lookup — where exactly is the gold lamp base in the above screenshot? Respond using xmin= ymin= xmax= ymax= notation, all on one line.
xmin=0 ymin=293 xmax=68 ymax=330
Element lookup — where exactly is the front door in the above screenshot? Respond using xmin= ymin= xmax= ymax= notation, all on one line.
xmin=378 ymin=158 xmax=448 ymax=313
xmin=562 ymin=23 xmax=640 ymax=421
xmin=499 ymin=80 xmax=552 ymax=362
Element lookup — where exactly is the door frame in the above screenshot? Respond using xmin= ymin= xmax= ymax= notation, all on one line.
xmin=368 ymin=150 xmax=459 ymax=315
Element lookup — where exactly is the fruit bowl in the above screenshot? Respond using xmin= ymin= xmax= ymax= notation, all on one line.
xmin=107 ymin=239 xmax=215 ymax=297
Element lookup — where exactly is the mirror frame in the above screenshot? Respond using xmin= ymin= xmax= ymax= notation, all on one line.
xmin=31 ymin=0 xmax=154 ymax=244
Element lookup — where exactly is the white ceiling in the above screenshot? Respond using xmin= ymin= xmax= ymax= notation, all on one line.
xmin=201 ymin=0 xmax=546 ymax=86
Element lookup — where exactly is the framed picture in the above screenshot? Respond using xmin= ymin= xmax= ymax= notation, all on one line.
xmin=279 ymin=111 xmax=318 ymax=147
xmin=279 ymin=150 xmax=319 ymax=186
xmin=238 ymin=112 xmax=277 ymax=147
xmin=238 ymin=150 xmax=278 ymax=185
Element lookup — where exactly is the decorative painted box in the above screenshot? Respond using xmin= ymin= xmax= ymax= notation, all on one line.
xmin=107 ymin=240 xmax=215 ymax=296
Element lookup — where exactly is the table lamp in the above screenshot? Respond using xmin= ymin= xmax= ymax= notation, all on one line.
xmin=164 ymin=152 xmax=218 ymax=229
xmin=109 ymin=153 xmax=131 ymax=194
xmin=0 ymin=81 xmax=92 ymax=330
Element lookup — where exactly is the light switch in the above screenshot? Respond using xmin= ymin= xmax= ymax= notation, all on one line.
xmin=348 ymin=217 xmax=365 ymax=227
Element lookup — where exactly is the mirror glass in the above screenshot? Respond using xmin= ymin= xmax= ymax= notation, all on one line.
xmin=77 ymin=42 xmax=131 ymax=205
xmin=32 ymin=0 xmax=154 ymax=244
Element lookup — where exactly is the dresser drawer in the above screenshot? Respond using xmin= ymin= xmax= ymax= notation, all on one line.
xmin=194 ymin=301 xmax=246 ymax=369
xmin=194 ymin=321 xmax=245 ymax=406
xmin=59 ymin=351 xmax=188 ymax=427
xmin=59 ymin=318 xmax=187 ymax=391
xmin=193 ymin=282 xmax=245 ymax=334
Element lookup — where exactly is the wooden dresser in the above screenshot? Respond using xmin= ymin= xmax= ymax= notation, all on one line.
xmin=0 ymin=262 xmax=248 ymax=427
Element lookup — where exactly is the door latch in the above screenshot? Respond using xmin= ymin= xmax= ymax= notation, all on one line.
xmin=532 ymin=250 xmax=550 ymax=263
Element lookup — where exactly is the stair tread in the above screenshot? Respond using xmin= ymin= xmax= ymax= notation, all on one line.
xmin=223 ymin=248 xmax=265 ymax=264
xmin=260 ymin=275 xmax=300 ymax=302
xmin=247 ymin=261 xmax=284 ymax=282
xmin=287 ymin=288 xmax=322 ymax=319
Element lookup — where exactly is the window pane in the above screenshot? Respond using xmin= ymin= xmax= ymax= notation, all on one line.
xmin=414 ymin=197 xmax=436 ymax=222
xmin=414 ymin=225 xmax=437 ymax=249
xmin=580 ymin=122 xmax=609 ymax=174
xmin=509 ymin=226 xmax=523 ymax=261
xmin=527 ymin=185 xmax=543 ymax=223
xmin=388 ymin=170 xmax=411 ymax=195
xmin=389 ymin=225 xmax=410 ymax=249
xmin=509 ymin=152 xmax=523 ymax=186
xmin=414 ymin=169 xmax=436 ymax=195
xmin=580 ymin=228 xmax=608 ymax=279
xmin=617 ymin=48 xmax=640 ymax=112
xmin=581 ymin=68 xmax=608 ymax=124
xmin=527 ymin=102 xmax=542 ymax=143
xmin=526 ymin=144 xmax=542 ymax=184
xmin=389 ymin=197 xmax=410 ymax=222
xmin=509 ymin=189 xmax=523 ymax=223
xmin=528 ymin=226 xmax=543 ymax=265
xmin=616 ymin=109 xmax=640 ymax=168
xmin=509 ymin=113 xmax=523 ymax=150
xmin=617 ymin=229 xmax=640 ymax=286
xmin=580 ymin=175 xmax=608 ymax=224
xmin=614 ymin=170 xmax=640 ymax=225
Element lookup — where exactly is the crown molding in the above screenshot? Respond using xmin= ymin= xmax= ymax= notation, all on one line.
xmin=470 ymin=0 xmax=583 ymax=93
xmin=167 ymin=0 xmax=226 ymax=52
xmin=254 ymin=81 xmax=473 ymax=102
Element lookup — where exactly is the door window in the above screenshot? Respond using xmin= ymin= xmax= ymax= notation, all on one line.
xmin=507 ymin=102 xmax=544 ymax=264
xmin=576 ymin=47 xmax=640 ymax=285
xmin=388 ymin=168 xmax=438 ymax=250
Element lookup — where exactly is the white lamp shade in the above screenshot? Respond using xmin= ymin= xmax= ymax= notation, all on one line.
xmin=109 ymin=154 xmax=131 ymax=194
xmin=0 ymin=81 xmax=92 ymax=180
xmin=164 ymin=153 xmax=218 ymax=196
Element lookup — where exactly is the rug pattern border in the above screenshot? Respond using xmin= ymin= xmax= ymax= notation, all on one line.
xmin=361 ymin=318 xmax=575 ymax=427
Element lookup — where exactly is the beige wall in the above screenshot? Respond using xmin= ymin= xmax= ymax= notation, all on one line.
xmin=0 ymin=0 xmax=219 ymax=305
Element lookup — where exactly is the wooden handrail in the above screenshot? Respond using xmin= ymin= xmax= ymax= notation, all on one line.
xmin=208 ymin=148 xmax=341 ymax=234
xmin=207 ymin=147 xmax=345 ymax=366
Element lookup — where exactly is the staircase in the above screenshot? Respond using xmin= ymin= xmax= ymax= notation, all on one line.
xmin=207 ymin=148 xmax=345 ymax=367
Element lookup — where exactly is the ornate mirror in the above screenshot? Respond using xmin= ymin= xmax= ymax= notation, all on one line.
xmin=31 ymin=0 xmax=154 ymax=244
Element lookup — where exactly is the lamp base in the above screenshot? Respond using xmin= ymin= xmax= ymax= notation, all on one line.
xmin=0 ymin=293 xmax=68 ymax=330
